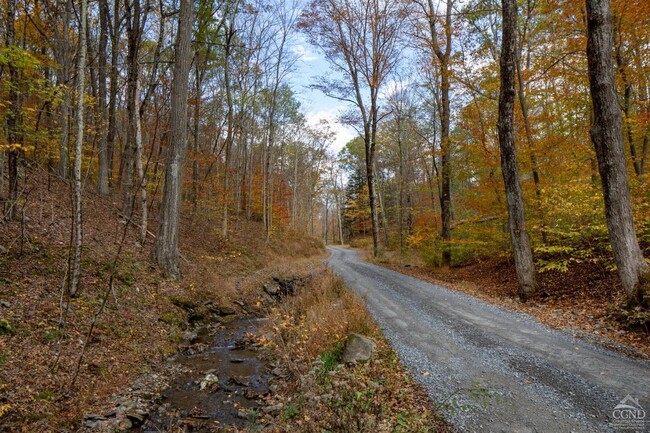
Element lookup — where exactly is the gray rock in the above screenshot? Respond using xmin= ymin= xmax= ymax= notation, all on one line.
xmin=0 ymin=300 xmax=10 ymax=308
xmin=182 ymin=330 xmax=198 ymax=342
xmin=217 ymin=306 xmax=236 ymax=316
xmin=116 ymin=417 xmax=133 ymax=430
xmin=263 ymin=284 xmax=279 ymax=296
xmin=262 ymin=403 xmax=283 ymax=414
xmin=125 ymin=412 xmax=147 ymax=427
xmin=261 ymin=293 xmax=276 ymax=305
xmin=199 ymin=372 xmax=219 ymax=391
xmin=341 ymin=333 xmax=376 ymax=363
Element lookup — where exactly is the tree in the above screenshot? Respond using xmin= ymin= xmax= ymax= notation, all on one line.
xmin=154 ymin=0 xmax=193 ymax=279
xmin=498 ymin=0 xmax=538 ymax=299
xmin=123 ymin=0 xmax=147 ymax=216
xmin=299 ymin=0 xmax=405 ymax=257
xmin=586 ymin=0 xmax=650 ymax=306
xmin=415 ymin=0 xmax=455 ymax=265
xmin=106 ymin=0 xmax=121 ymax=187
xmin=55 ymin=0 xmax=72 ymax=179
xmin=4 ymin=0 xmax=19 ymax=220
xmin=69 ymin=0 xmax=88 ymax=296
xmin=97 ymin=0 xmax=110 ymax=195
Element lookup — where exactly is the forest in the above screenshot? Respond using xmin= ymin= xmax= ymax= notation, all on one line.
xmin=1 ymin=0 xmax=649 ymax=430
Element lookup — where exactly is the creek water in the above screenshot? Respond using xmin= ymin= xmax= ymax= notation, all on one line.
xmin=141 ymin=317 xmax=270 ymax=431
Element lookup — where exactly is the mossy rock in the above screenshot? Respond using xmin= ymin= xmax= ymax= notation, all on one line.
xmin=159 ymin=311 xmax=184 ymax=327
xmin=169 ymin=296 xmax=197 ymax=310
xmin=187 ymin=305 xmax=212 ymax=324
xmin=0 ymin=319 xmax=16 ymax=336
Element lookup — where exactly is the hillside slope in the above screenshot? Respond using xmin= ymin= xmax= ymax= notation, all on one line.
xmin=0 ymin=169 xmax=323 ymax=431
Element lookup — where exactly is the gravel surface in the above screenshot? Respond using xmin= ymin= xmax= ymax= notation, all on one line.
xmin=327 ymin=247 xmax=650 ymax=433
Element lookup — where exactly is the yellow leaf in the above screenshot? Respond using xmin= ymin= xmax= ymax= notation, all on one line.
xmin=0 ymin=404 xmax=12 ymax=418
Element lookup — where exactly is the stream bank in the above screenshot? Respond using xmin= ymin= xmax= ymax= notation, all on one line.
xmin=140 ymin=317 xmax=270 ymax=431
xmin=82 ymin=273 xmax=313 ymax=432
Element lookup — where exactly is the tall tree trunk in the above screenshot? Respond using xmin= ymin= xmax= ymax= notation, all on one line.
xmin=123 ymin=0 xmax=142 ymax=216
xmin=69 ymin=0 xmax=87 ymax=296
xmin=97 ymin=0 xmax=110 ymax=195
xmin=397 ymin=112 xmax=405 ymax=251
xmin=365 ymin=132 xmax=380 ymax=256
xmin=498 ymin=0 xmax=538 ymax=300
xmin=586 ymin=0 xmax=650 ymax=305
xmin=222 ymin=17 xmax=236 ymax=238
xmin=192 ymin=64 xmax=202 ymax=207
xmin=515 ymin=35 xmax=546 ymax=243
xmin=366 ymin=85 xmax=380 ymax=257
xmin=107 ymin=0 xmax=120 ymax=186
xmin=5 ymin=0 xmax=19 ymax=220
xmin=57 ymin=0 xmax=71 ymax=179
xmin=423 ymin=0 xmax=453 ymax=264
xmin=439 ymin=66 xmax=452 ymax=265
xmin=134 ymin=67 xmax=147 ymax=245
xmin=154 ymin=0 xmax=193 ymax=279
xmin=614 ymin=36 xmax=642 ymax=177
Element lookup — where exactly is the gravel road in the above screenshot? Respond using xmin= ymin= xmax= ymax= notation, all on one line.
xmin=326 ymin=247 xmax=650 ymax=433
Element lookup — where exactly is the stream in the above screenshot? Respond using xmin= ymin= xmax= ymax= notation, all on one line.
xmin=140 ymin=317 xmax=270 ymax=432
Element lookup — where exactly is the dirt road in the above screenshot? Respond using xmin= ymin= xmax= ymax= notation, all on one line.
xmin=327 ymin=247 xmax=650 ymax=433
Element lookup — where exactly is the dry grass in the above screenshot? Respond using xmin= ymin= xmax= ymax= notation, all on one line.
xmin=260 ymin=270 xmax=378 ymax=378
xmin=255 ymin=270 xmax=451 ymax=433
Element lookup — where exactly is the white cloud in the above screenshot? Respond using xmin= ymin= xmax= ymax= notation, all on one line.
xmin=379 ymin=78 xmax=414 ymax=101
xmin=305 ymin=108 xmax=357 ymax=153
xmin=292 ymin=44 xmax=318 ymax=62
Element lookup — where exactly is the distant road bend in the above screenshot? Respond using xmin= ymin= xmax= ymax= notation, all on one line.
xmin=326 ymin=247 xmax=650 ymax=433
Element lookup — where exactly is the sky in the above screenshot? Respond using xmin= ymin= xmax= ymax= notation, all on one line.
xmin=289 ymin=33 xmax=357 ymax=154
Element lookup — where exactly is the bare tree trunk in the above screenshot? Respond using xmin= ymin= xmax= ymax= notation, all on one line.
xmin=134 ymin=67 xmax=147 ymax=244
xmin=292 ymin=143 xmax=298 ymax=228
xmin=123 ymin=0 xmax=143 ymax=216
xmin=107 ymin=0 xmax=120 ymax=186
xmin=366 ymin=82 xmax=381 ymax=256
xmin=375 ymin=168 xmax=389 ymax=247
xmin=337 ymin=194 xmax=344 ymax=245
xmin=365 ymin=130 xmax=380 ymax=256
xmin=57 ymin=0 xmax=71 ymax=179
xmin=5 ymin=0 xmax=19 ymax=220
xmin=586 ymin=0 xmax=650 ymax=306
xmin=246 ymin=142 xmax=253 ymax=220
xmin=154 ymin=0 xmax=192 ymax=279
xmin=69 ymin=0 xmax=87 ymax=296
xmin=397 ymin=114 xmax=405 ymax=251
xmin=614 ymin=33 xmax=642 ymax=177
xmin=97 ymin=0 xmax=110 ymax=195
xmin=515 ymin=18 xmax=545 ymax=242
xmin=222 ymin=13 xmax=237 ymax=238
xmin=498 ymin=0 xmax=538 ymax=300
xmin=422 ymin=0 xmax=453 ymax=264
xmin=192 ymin=64 xmax=202 ymax=207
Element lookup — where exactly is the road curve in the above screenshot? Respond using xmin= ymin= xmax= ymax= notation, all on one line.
xmin=326 ymin=247 xmax=650 ymax=433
